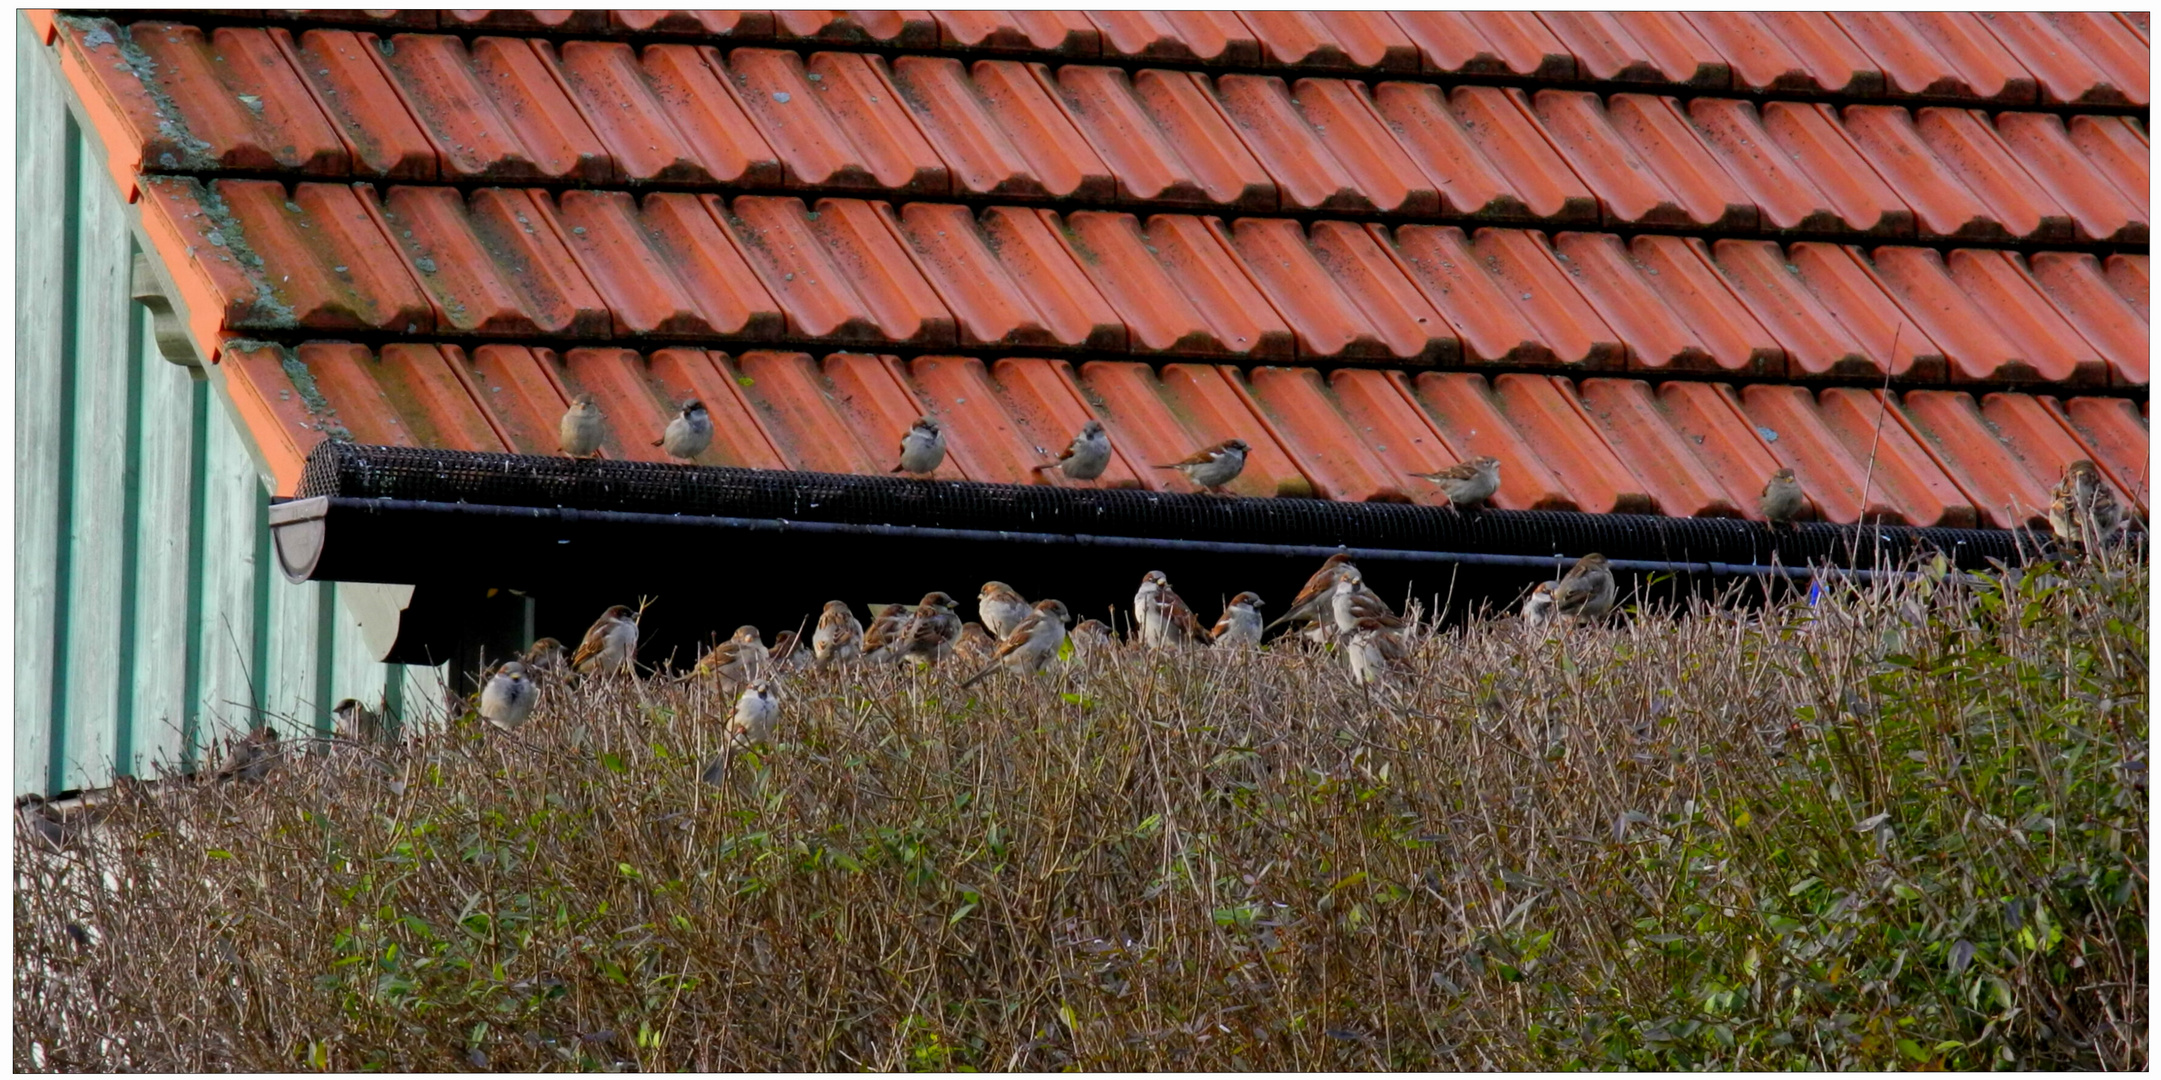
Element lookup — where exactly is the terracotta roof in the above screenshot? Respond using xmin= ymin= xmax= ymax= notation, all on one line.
xmin=39 ymin=10 xmax=2150 ymax=529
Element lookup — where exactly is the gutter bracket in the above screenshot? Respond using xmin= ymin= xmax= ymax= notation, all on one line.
xmin=130 ymin=249 xmax=205 ymax=379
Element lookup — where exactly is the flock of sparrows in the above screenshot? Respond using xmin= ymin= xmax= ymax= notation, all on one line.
xmin=471 ymin=546 xmax=1632 ymax=747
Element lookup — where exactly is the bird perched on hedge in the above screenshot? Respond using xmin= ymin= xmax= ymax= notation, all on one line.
xmin=332 ymin=698 xmax=383 ymax=744
xmin=2048 ymin=459 xmax=2123 ymax=552
xmin=813 ymin=600 xmax=863 ymax=666
xmin=861 ymin=604 xmax=909 ymax=662
xmin=572 ymin=605 xmax=640 ymax=675
xmin=1760 ymin=467 xmax=1807 ymax=528
xmin=977 ymin=581 xmax=1032 ymax=641
xmin=894 ymin=416 xmax=947 ymax=477
xmin=1552 ymin=554 xmax=1617 ymax=622
xmin=894 ymin=592 xmax=962 ymax=664
xmin=214 ymin=726 xmax=282 ymax=783
xmin=1156 ymin=438 xmax=1248 ymax=494
xmin=766 ymin=630 xmax=808 ymax=674
xmin=1035 ymin=418 xmax=1112 ymax=482
xmin=1330 ymin=564 xmax=1401 ymax=636
xmin=694 ymin=626 xmax=766 ymax=685
xmin=523 ymin=637 xmax=567 ymax=678
xmin=727 ymin=679 xmax=780 ymax=747
xmin=1134 ymin=570 xmax=1205 ymax=647
xmin=961 ymin=599 xmax=1070 ymax=687
xmin=558 ymin=394 xmax=605 ymax=458
xmin=953 ymin=622 xmax=997 ymax=666
xmin=479 ymin=662 xmax=538 ymax=731
xmin=1069 ymin=618 xmax=1115 ymax=659
xmin=1520 ymin=581 xmax=1557 ymax=630
xmin=1266 ymin=552 xmax=1356 ymax=638
xmin=1211 ymin=592 xmax=1265 ymax=649
xmin=653 ymin=399 xmax=712 ymax=461
xmin=1345 ymin=617 xmax=1412 ymax=687
xmin=1410 ymin=455 xmax=1501 ymax=511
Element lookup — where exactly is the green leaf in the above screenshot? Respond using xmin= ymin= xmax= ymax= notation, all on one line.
xmin=206 ymin=848 xmax=233 ymax=860
xmin=600 ymin=753 xmax=627 ymax=775
xmin=1896 ymin=1037 xmax=1926 ymax=1062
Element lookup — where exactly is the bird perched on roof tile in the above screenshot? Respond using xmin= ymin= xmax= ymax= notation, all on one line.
xmin=523 ymin=637 xmax=567 ymax=678
xmin=1134 ymin=570 xmax=1205 ymax=647
xmin=695 ymin=626 xmax=766 ymax=685
xmin=1760 ymin=468 xmax=1807 ymax=528
xmin=961 ymin=599 xmax=1070 ymax=688
xmin=1346 ymin=617 xmax=1412 ymax=687
xmin=893 ymin=416 xmax=947 ymax=477
xmin=1410 ymin=455 xmax=1501 ymax=511
xmin=977 ymin=581 xmax=1031 ymax=641
xmin=813 ymin=600 xmax=864 ymax=666
xmin=1265 ymin=552 xmax=1356 ymax=636
xmin=1551 ymin=554 xmax=1616 ymax=623
xmin=572 ymin=604 xmax=640 ymax=675
xmin=480 ymin=662 xmax=538 ymax=731
xmin=653 ymin=399 xmax=712 ymax=461
xmin=1211 ymin=591 xmax=1265 ymax=649
xmin=895 ymin=591 xmax=962 ymax=664
xmin=1520 ymin=581 xmax=1557 ymax=631
xmin=1156 ymin=438 xmax=1248 ymax=494
xmin=1035 ymin=418 xmax=1111 ymax=482
xmin=2048 ymin=459 xmax=2123 ymax=553
xmin=559 ymin=394 xmax=605 ymax=458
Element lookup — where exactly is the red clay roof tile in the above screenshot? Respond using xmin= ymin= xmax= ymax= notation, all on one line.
xmin=371 ymin=185 xmax=610 ymax=336
xmin=772 ymin=11 xmax=939 ymax=49
xmin=1226 ymin=217 xmax=1448 ymax=365
xmin=1384 ymin=225 xmax=1566 ymax=368
xmin=1538 ymin=12 xmax=1730 ymax=89
xmin=383 ymin=34 xmax=615 ymax=182
xmin=1236 ymin=365 xmax=1411 ymax=502
xmin=1085 ymin=12 xmax=1260 ymax=66
xmin=1048 ymin=66 xmax=1275 ymax=210
xmin=1390 ymin=11 xmax=1568 ymax=79
xmin=2026 ymin=252 xmax=2149 ymax=385
xmin=1755 ymin=102 xmax=1916 ymax=236
xmin=1239 ymin=11 xmax=1419 ymax=73
xmin=278 ymin=28 xmax=437 ymax=180
xmin=1407 ymin=372 xmax=1576 ymax=511
xmin=891 ymin=202 xmax=1121 ymax=350
xmin=932 ymin=11 xmax=1099 ymax=57
xmin=1684 ymin=13 xmax=1882 ymax=96
xmin=1869 ymin=245 xmax=2094 ymax=385
xmin=1491 ymin=373 xmax=1653 ymax=513
xmin=1553 ymin=232 xmax=1740 ymax=377
xmin=460 ymin=343 xmax=573 ymax=455
xmin=729 ymin=349 xmax=883 ymax=473
xmin=2104 ymin=253 xmax=2149 ymax=313
xmin=1900 ymin=389 xmax=2058 ymax=528
xmin=608 ymin=11 xmax=776 ymax=39
xmin=1213 ymin=75 xmax=1439 ymax=215
xmin=728 ymin=48 xmax=950 ymax=194
xmin=986 ymin=357 xmax=1150 ymax=488
xmin=886 ymin=57 xmax=1113 ymax=202
xmin=1651 ymin=381 xmax=1789 ymax=520
xmin=1575 ymin=377 xmax=1740 ymax=518
xmin=1786 ymin=242 xmax=1947 ymax=381
xmin=1323 ymin=368 xmax=1462 ymax=506
xmin=2049 ymin=395 xmax=2151 ymax=512
xmin=553 ymin=189 xmax=782 ymax=339
xmin=2064 ymin=115 xmax=2152 ymax=219
xmin=1444 ymin=86 xmax=1599 ymax=224
xmin=1981 ymin=12 xmax=2148 ymax=107
xmin=550 ymin=41 xmax=770 ymax=185
xmin=1365 ymin=82 xmax=1526 ymax=220
xmin=1836 ymin=13 xmax=2038 ymax=105
xmin=1053 ymin=210 xmax=1292 ymax=359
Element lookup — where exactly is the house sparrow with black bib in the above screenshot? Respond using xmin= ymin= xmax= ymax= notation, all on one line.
xmin=813 ymin=600 xmax=864 ymax=665
xmin=572 ymin=604 xmax=640 ymax=675
xmin=1410 ymin=455 xmax=1500 ymax=511
xmin=1155 ymin=438 xmax=1248 ymax=494
xmin=480 ymin=662 xmax=539 ymax=731
xmin=895 ymin=592 xmax=962 ymax=663
xmin=893 ymin=416 xmax=947 ymax=477
xmin=653 ymin=399 xmax=713 ymax=461
xmin=1211 ymin=592 xmax=1265 ymax=649
xmin=1760 ymin=468 xmax=1807 ymax=527
xmin=961 ymin=599 xmax=1070 ymax=687
xmin=1035 ymin=418 xmax=1110 ymax=481
xmin=559 ymin=394 xmax=606 ymax=458
xmin=523 ymin=637 xmax=567 ymax=677
xmin=977 ymin=581 xmax=1032 ymax=641
xmin=1552 ymin=554 xmax=1617 ymax=622
xmin=1134 ymin=570 xmax=1205 ymax=647
xmin=695 ymin=626 xmax=767 ymax=685
xmin=2049 ymin=459 xmax=2123 ymax=552
xmin=1266 ymin=552 xmax=1355 ymax=635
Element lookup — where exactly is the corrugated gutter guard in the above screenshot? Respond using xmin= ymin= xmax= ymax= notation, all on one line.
xmin=273 ymin=442 xmax=2027 ymax=588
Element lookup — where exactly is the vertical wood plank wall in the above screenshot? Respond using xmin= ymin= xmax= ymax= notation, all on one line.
xmin=13 ymin=16 xmax=449 ymax=796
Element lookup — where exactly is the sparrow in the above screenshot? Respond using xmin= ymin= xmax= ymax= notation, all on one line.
xmin=860 ymin=604 xmax=910 ymax=661
xmin=694 ymin=626 xmax=767 ymax=685
xmin=766 ymin=629 xmax=808 ymax=674
xmin=332 ymin=698 xmax=383 ymax=744
xmin=1759 ymin=467 xmax=1807 ymax=527
xmin=1069 ymin=618 xmax=1115 ymax=659
xmin=2048 ymin=458 xmax=2123 ymax=552
xmin=894 ymin=591 xmax=962 ymax=663
xmin=813 ymin=600 xmax=864 ymax=665
xmin=1211 ymin=591 xmax=1265 ymax=649
xmin=977 ymin=581 xmax=1032 ymax=641
xmin=893 ymin=416 xmax=947 ymax=477
xmin=652 ymin=399 xmax=713 ymax=461
xmin=1330 ymin=564 xmax=1402 ymax=636
xmin=1265 ymin=551 xmax=1356 ymax=634
xmin=558 ymin=394 xmax=606 ymax=458
xmin=1345 ymin=617 xmax=1412 ymax=687
xmin=1409 ymin=455 xmax=1501 ymax=511
xmin=571 ymin=604 xmax=640 ymax=675
xmin=1134 ymin=570 xmax=1205 ymax=647
xmin=479 ymin=661 xmax=539 ymax=731
xmin=1551 ymin=554 xmax=1617 ymax=622
xmin=522 ymin=637 xmax=568 ymax=677
xmin=953 ymin=621 xmax=998 ymax=666
xmin=960 ymin=599 xmax=1071 ymax=687
xmin=214 ymin=726 xmax=282 ymax=783
xmin=1155 ymin=437 xmax=1248 ymax=494
xmin=1520 ymin=581 xmax=1557 ymax=630
xmin=726 ymin=679 xmax=780 ymax=747
xmin=1034 ymin=418 xmax=1111 ymax=481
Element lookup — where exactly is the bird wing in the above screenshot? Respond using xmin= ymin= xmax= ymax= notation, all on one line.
xmin=569 ymin=619 xmax=613 ymax=669
xmin=1156 ymin=441 xmax=1226 ymax=469
xmin=1162 ymin=587 xmax=1206 ymax=639
xmin=1416 ymin=459 xmax=1478 ymax=482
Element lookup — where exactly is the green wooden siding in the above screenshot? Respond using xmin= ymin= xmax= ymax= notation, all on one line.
xmin=13 ymin=16 xmax=449 ymax=796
